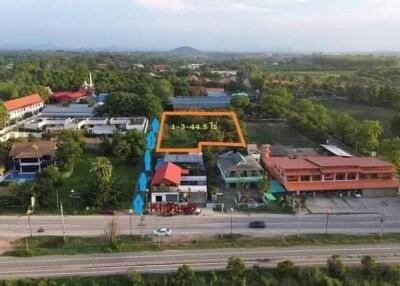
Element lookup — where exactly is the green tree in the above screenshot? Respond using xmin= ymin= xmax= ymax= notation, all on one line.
xmin=128 ymin=271 xmax=144 ymax=286
xmin=90 ymin=157 xmax=116 ymax=208
xmin=112 ymin=130 xmax=145 ymax=163
xmin=227 ymin=257 xmax=246 ymax=286
xmin=31 ymin=166 xmax=62 ymax=209
xmin=0 ymin=103 xmax=9 ymax=129
xmin=332 ymin=113 xmax=358 ymax=147
xmin=391 ymin=115 xmax=400 ymax=137
xmin=355 ymin=120 xmax=383 ymax=154
xmin=275 ymin=260 xmax=298 ymax=279
xmin=152 ymin=78 xmax=174 ymax=105
xmin=361 ymin=256 xmax=376 ymax=278
xmin=327 ymin=255 xmax=346 ymax=279
xmin=231 ymin=95 xmax=250 ymax=110
xmin=173 ymin=265 xmax=199 ymax=286
xmin=55 ymin=130 xmax=83 ymax=172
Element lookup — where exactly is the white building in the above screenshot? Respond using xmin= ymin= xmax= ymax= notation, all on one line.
xmin=3 ymin=94 xmax=44 ymax=121
xmin=151 ymin=153 xmax=208 ymax=206
xmin=24 ymin=116 xmax=148 ymax=135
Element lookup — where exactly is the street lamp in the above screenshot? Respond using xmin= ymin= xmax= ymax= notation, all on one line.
xmin=230 ymin=208 xmax=233 ymax=236
xmin=129 ymin=209 xmax=133 ymax=237
xmin=27 ymin=209 xmax=33 ymax=237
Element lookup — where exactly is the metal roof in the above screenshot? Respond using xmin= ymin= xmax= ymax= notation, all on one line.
xmin=171 ymin=96 xmax=230 ymax=109
xmin=320 ymin=144 xmax=353 ymax=157
xmin=41 ymin=104 xmax=95 ymax=117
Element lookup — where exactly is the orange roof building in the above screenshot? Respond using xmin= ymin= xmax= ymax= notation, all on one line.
xmin=262 ymin=154 xmax=400 ymax=196
xmin=3 ymin=94 xmax=44 ymax=120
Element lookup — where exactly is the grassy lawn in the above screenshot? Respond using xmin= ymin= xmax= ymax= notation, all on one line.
xmin=244 ymin=121 xmax=317 ymax=147
xmin=315 ymin=98 xmax=398 ymax=137
xmin=60 ymin=152 xmax=139 ymax=212
xmin=6 ymin=233 xmax=400 ymax=257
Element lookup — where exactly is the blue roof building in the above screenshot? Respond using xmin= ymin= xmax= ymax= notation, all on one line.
xmin=171 ymin=96 xmax=231 ymax=109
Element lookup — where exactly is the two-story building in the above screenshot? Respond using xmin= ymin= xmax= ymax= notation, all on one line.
xmin=262 ymin=155 xmax=400 ymax=197
xmin=9 ymin=141 xmax=56 ymax=174
xmin=151 ymin=153 xmax=207 ymax=206
xmin=3 ymin=94 xmax=44 ymax=121
xmin=217 ymin=151 xmax=265 ymax=189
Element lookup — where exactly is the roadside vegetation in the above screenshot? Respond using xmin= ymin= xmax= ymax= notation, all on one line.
xmin=6 ymin=233 xmax=400 ymax=257
xmin=2 ymin=255 xmax=400 ymax=286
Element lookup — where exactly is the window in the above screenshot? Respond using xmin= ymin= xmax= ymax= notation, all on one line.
xmin=336 ymin=173 xmax=346 ymax=181
xmin=300 ymin=176 xmax=310 ymax=181
xmin=287 ymin=176 xmax=299 ymax=182
xmin=312 ymin=175 xmax=322 ymax=181
xmin=155 ymin=196 xmax=163 ymax=202
xmin=166 ymin=194 xmax=178 ymax=202
xmin=324 ymin=173 xmax=334 ymax=181
xmin=347 ymin=173 xmax=357 ymax=180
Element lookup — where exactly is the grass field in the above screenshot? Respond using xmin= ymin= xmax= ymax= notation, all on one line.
xmin=244 ymin=121 xmax=317 ymax=147
xmin=60 ymin=152 xmax=139 ymax=212
xmin=6 ymin=233 xmax=400 ymax=257
xmin=315 ymin=98 xmax=397 ymax=137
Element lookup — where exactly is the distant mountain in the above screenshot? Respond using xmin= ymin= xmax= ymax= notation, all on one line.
xmin=168 ymin=46 xmax=201 ymax=56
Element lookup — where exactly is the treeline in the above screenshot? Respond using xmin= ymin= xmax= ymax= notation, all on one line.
xmin=346 ymin=83 xmax=400 ymax=110
xmin=3 ymin=255 xmax=400 ymax=286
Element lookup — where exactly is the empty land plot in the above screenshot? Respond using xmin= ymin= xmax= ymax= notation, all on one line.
xmin=157 ymin=111 xmax=246 ymax=153
xmin=315 ymin=98 xmax=398 ymax=137
xmin=245 ymin=121 xmax=317 ymax=147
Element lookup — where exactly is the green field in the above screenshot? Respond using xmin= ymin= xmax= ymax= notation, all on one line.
xmin=315 ymin=99 xmax=398 ymax=137
xmin=244 ymin=121 xmax=317 ymax=147
xmin=60 ymin=152 xmax=139 ymax=212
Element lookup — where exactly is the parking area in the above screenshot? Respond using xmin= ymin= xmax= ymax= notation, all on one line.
xmin=306 ymin=196 xmax=400 ymax=215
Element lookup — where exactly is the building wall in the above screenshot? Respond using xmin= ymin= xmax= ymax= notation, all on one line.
xmin=8 ymin=102 xmax=43 ymax=120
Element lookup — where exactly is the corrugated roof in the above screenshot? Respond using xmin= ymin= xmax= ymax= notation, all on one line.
xmin=3 ymin=94 xmax=43 ymax=111
xmin=171 ymin=96 xmax=230 ymax=109
xmin=41 ymin=104 xmax=94 ymax=117
xmin=320 ymin=144 xmax=353 ymax=157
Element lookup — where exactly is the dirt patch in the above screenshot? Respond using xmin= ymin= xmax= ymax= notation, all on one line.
xmin=0 ymin=238 xmax=13 ymax=255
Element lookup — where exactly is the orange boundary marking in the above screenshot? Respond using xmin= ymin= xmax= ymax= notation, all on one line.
xmin=156 ymin=111 xmax=246 ymax=153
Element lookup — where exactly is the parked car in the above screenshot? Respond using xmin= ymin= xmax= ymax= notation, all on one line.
xmin=248 ymin=221 xmax=266 ymax=228
xmin=194 ymin=208 xmax=201 ymax=215
xmin=352 ymin=192 xmax=362 ymax=198
xmin=100 ymin=208 xmax=116 ymax=215
xmin=152 ymin=227 xmax=172 ymax=236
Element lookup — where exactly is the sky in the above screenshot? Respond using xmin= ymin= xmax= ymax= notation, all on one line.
xmin=0 ymin=0 xmax=399 ymax=52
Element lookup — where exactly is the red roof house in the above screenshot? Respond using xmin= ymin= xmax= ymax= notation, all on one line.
xmin=51 ymin=91 xmax=87 ymax=102
xmin=262 ymin=155 xmax=400 ymax=194
xmin=151 ymin=163 xmax=182 ymax=186
xmin=3 ymin=94 xmax=43 ymax=112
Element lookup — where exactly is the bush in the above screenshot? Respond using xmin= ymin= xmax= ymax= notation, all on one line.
xmin=327 ymin=255 xmax=346 ymax=279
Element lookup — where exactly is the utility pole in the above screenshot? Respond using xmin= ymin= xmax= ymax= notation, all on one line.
xmin=230 ymin=208 xmax=233 ymax=236
xmin=27 ymin=209 xmax=33 ymax=237
xmin=325 ymin=209 xmax=331 ymax=235
xmin=56 ymin=189 xmax=59 ymax=209
xmin=60 ymin=201 xmax=66 ymax=242
xmin=140 ymin=215 xmax=144 ymax=240
xmin=129 ymin=209 xmax=133 ymax=237
xmin=380 ymin=207 xmax=386 ymax=240
xmin=220 ymin=203 xmax=224 ymax=238
xmin=297 ymin=196 xmax=302 ymax=237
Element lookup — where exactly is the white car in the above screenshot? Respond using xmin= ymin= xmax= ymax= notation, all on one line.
xmin=152 ymin=227 xmax=172 ymax=236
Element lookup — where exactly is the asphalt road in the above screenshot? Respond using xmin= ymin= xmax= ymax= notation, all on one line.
xmin=0 ymin=212 xmax=398 ymax=238
xmin=1 ymin=244 xmax=400 ymax=279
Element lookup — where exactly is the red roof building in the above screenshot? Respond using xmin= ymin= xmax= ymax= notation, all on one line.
xmin=262 ymin=155 xmax=400 ymax=195
xmin=151 ymin=162 xmax=182 ymax=186
xmin=51 ymin=91 xmax=87 ymax=102
xmin=3 ymin=94 xmax=44 ymax=120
